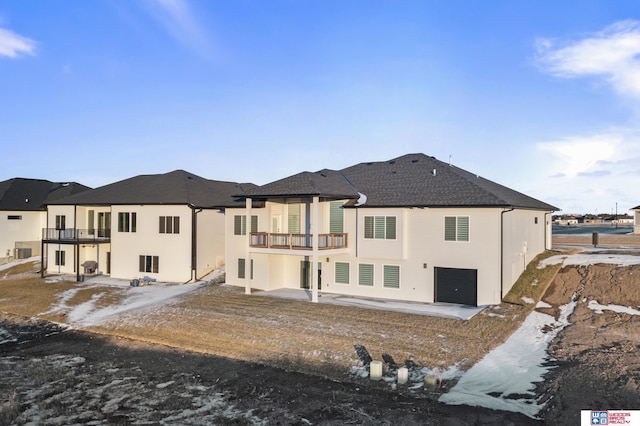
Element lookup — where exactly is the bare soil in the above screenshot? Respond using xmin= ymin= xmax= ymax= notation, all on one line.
xmin=0 ymin=314 xmax=537 ymax=425
xmin=1 ymin=236 xmax=639 ymax=424
xmin=535 ymin=261 xmax=640 ymax=425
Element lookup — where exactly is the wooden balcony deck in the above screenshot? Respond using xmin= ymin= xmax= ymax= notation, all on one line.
xmin=250 ymin=232 xmax=347 ymax=250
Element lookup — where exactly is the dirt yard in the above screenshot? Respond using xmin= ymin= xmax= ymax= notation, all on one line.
xmin=1 ymin=235 xmax=639 ymax=424
xmin=536 ymin=260 xmax=640 ymax=425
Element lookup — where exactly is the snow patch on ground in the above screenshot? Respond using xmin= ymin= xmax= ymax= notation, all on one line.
xmin=439 ymin=299 xmax=576 ymax=418
xmin=521 ymin=297 xmax=535 ymax=304
xmin=588 ymin=300 xmax=640 ymax=316
xmin=40 ymin=280 xmax=208 ymax=327
xmin=0 ymin=327 xmax=17 ymax=345
xmin=539 ymin=253 xmax=640 ymax=268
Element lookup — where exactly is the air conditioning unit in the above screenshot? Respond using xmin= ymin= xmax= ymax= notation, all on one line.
xmin=14 ymin=248 xmax=32 ymax=259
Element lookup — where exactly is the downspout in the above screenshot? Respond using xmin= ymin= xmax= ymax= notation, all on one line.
xmin=500 ymin=207 xmax=515 ymax=301
xmin=190 ymin=206 xmax=203 ymax=282
xmin=75 ymin=205 xmax=80 ymax=282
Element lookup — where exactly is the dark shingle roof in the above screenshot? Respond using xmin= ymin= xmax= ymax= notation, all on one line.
xmin=241 ymin=169 xmax=360 ymax=200
xmin=242 ymin=153 xmax=558 ymax=211
xmin=47 ymin=170 xmax=255 ymax=209
xmin=0 ymin=178 xmax=91 ymax=211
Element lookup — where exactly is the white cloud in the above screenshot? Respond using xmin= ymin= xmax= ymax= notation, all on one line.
xmin=0 ymin=27 xmax=36 ymax=58
xmin=537 ymin=133 xmax=622 ymax=178
xmin=536 ymin=20 xmax=640 ymax=98
xmin=536 ymin=131 xmax=640 ymax=213
xmin=144 ymin=0 xmax=214 ymax=60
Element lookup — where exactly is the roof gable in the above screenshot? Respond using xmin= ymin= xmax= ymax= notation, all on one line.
xmin=240 ymin=153 xmax=558 ymax=211
xmin=0 ymin=178 xmax=91 ymax=211
xmin=240 ymin=169 xmax=360 ymax=200
xmin=48 ymin=170 xmax=255 ymax=208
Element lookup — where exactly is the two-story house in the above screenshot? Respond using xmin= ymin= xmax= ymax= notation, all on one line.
xmin=43 ymin=170 xmax=254 ymax=282
xmin=225 ymin=154 xmax=557 ymax=306
xmin=0 ymin=178 xmax=90 ymax=264
xmin=632 ymin=205 xmax=640 ymax=234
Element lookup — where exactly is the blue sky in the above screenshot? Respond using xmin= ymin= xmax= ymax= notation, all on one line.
xmin=1 ymin=1 xmax=640 ymax=214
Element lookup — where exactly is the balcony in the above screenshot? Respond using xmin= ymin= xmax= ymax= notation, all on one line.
xmin=42 ymin=228 xmax=111 ymax=243
xmin=250 ymin=232 xmax=347 ymax=250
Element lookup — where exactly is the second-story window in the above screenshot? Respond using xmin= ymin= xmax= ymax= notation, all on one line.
xmin=55 ymin=215 xmax=66 ymax=230
xmin=234 ymin=215 xmax=258 ymax=235
xmin=118 ymin=212 xmax=137 ymax=233
xmin=364 ymin=216 xmax=396 ymax=240
xmin=159 ymin=216 xmax=180 ymax=234
xmin=444 ymin=216 xmax=469 ymax=242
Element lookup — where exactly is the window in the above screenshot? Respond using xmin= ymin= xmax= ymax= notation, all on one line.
xmin=364 ymin=216 xmax=396 ymax=240
xmin=118 ymin=212 xmax=137 ymax=233
xmin=88 ymin=210 xmax=95 ymax=234
xmin=383 ymin=265 xmax=400 ymax=289
xmin=7 ymin=215 xmax=22 ymax=220
xmin=329 ymin=201 xmax=344 ymax=233
xmin=358 ymin=263 xmax=374 ymax=286
xmin=444 ymin=216 xmax=469 ymax=242
xmin=139 ymin=255 xmax=159 ymax=273
xmin=335 ymin=262 xmax=350 ymax=284
xmin=55 ymin=215 xmax=66 ymax=230
xmin=238 ymin=258 xmax=246 ymax=279
xmin=535 ymin=217 xmax=539 ymax=224
xmin=159 ymin=216 xmax=180 ymax=234
xmin=55 ymin=250 xmax=65 ymax=266
xmin=233 ymin=215 xmax=258 ymax=236
xmin=288 ymin=204 xmax=300 ymax=234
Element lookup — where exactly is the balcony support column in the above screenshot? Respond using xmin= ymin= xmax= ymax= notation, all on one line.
xmin=311 ymin=196 xmax=319 ymax=303
xmin=245 ymin=197 xmax=252 ymax=295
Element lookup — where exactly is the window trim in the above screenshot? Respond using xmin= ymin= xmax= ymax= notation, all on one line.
xmin=139 ymin=255 xmax=159 ymax=273
xmin=335 ymin=261 xmax=350 ymax=285
xmin=363 ymin=215 xmax=397 ymax=240
xmin=358 ymin=263 xmax=374 ymax=287
xmin=118 ymin=212 xmax=137 ymax=233
xmin=159 ymin=216 xmax=180 ymax=234
xmin=444 ymin=215 xmax=469 ymax=242
xmin=383 ymin=264 xmax=400 ymax=289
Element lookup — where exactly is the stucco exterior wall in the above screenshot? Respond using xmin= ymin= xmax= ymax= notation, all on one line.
xmin=501 ymin=209 xmax=549 ymax=296
xmin=226 ymin=201 xmax=549 ymax=306
xmin=195 ymin=209 xmax=226 ymax=279
xmin=110 ymin=205 xmax=192 ymax=283
xmin=0 ymin=210 xmax=45 ymax=259
xmin=44 ymin=205 xmax=77 ymax=275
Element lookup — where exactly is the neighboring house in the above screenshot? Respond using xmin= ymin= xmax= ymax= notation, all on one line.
xmin=632 ymin=206 xmax=640 ymax=234
xmin=225 ymin=153 xmax=557 ymax=306
xmin=0 ymin=178 xmax=90 ymax=263
xmin=43 ymin=170 xmax=254 ymax=282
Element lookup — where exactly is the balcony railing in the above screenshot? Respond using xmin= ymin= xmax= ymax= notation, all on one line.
xmin=250 ymin=232 xmax=347 ymax=250
xmin=43 ymin=228 xmax=111 ymax=241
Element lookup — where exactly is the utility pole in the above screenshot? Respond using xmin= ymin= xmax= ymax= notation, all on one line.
xmin=615 ymin=202 xmax=618 ymax=228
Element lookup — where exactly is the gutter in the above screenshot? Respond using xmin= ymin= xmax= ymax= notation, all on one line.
xmin=500 ymin=206 xmax=515 ymax=300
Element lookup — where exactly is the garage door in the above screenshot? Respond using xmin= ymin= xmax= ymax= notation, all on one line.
xmin=435 ymin=267 xmax=477 ymax=306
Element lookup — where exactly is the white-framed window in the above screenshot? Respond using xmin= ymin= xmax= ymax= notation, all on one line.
xmin=444 ymin=216 xmax=469 ymax=242
xmin=383 ymin=265 xmax=400 ymax=289
xmin=358 ymin=263 xmax=374 ymax=286
xmin=329 ymin=201 xmax=344 ymax=233
xmin=55 ymin=250 xmax=65 ymax=266
xmin=55 ymin=215 xmax=66 ymax=230
xmin=159 ymin=216 xmax=180 ymax=234
xmin=118 ymin=212 xmax=137 ymax=233
xmin=139 ymin=255 xmax=158 ymax=273
xmin=335 ymin=262 xmax=350 ymax=284
xmin=234 ymin=215 xmax=258 ymax=236
xmin=7 ymin=215 xmax=22 ymax=220
xmin=364 ymin=216 xmax=396 ymax=240
xmin=238 ymin=258 xmax=246 ymax=279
